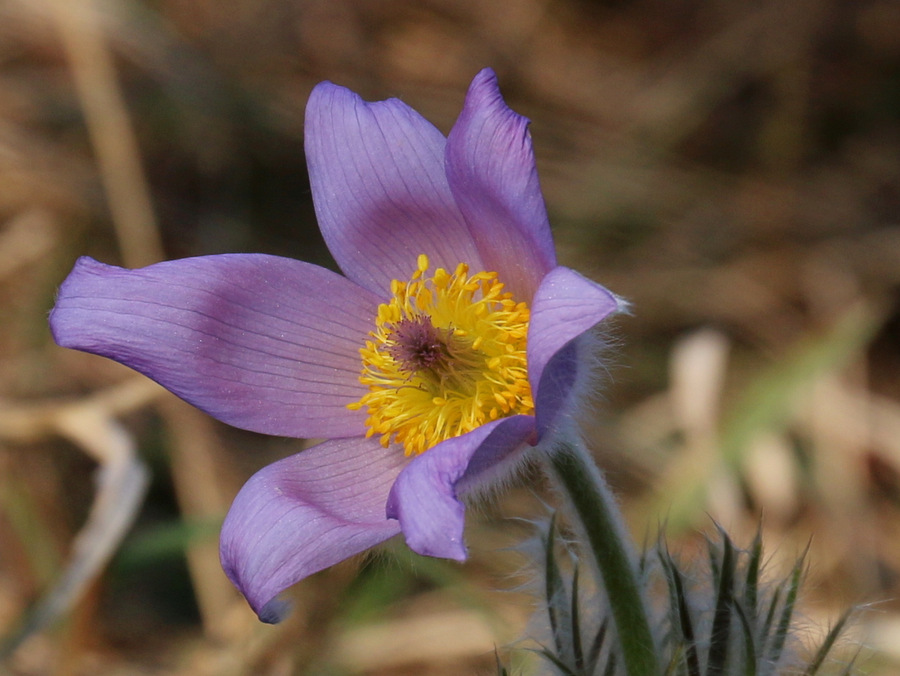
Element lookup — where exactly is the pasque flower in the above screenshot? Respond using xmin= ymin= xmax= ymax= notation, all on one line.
xmin=49 ymin=69 xmax=623 ymax=622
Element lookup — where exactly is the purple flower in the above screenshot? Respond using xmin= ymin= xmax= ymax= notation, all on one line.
xmin=49 ymin=69 xmax=623 ymax=622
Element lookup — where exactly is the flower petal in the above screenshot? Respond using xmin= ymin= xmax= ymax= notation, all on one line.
xmin=305 ymin=82 xmax=483 ymax=294
xmin=527 ymin=266 xmax=623 ymax=435
xmin=50 ymin=255 xmax=379 ymax=438
xmin=445 ymin=68 xmax=556 ymax=301
xmin=220 ymin=436 xmax=406 ymax=622
xmin=385 ymin=415 xmax=536 ymax=561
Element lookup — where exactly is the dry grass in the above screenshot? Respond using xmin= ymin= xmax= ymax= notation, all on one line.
xmin=0 ymin=0 xmax=898 ymax=673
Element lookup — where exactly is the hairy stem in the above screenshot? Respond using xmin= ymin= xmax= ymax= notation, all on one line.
xmin=547 ymin=434 xmax=659 ymax=676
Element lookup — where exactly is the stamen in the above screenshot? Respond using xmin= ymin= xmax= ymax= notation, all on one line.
xmin=349 ymin=255 xmax=533 ymax=455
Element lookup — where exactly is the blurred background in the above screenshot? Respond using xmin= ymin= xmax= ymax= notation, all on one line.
xmin=1 ymin=0 xmax=899 ymax=673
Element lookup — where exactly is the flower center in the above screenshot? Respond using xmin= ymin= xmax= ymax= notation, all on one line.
xmin=348 ymin=254 xmax=534 ymax=456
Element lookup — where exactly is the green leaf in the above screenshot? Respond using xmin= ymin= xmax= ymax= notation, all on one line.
xmin=533 ymin=646 xmax=579 ymax=676
xmin=760 ymin=585 xmax=782 ymax=647
xmin=586 ymin=618 xmax=610 ymax=676
xmin=743 ymin=529 xmax=764 ymax=620
xmin=544 ymin=513 xmax=573 ymax=667
xmin=570 ymin=563 xmax=585 ymax=673
xmin=803 ymin=607 xmax=854 ymax=675
xmin=602 ymin=651 xmax=618 ymax=676
xmin=766 ymin=556 xmax=804 ymax=665
xmin=706 ymin=530 xmax=736 ymax=676
xmin=659 ymin=548 xmax=701 ymax=676
xmin=731 ymin=601 xmax=757 ymax=676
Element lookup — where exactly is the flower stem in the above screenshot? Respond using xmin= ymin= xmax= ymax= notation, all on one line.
xmin=547 ymin=434 xmax=659 ymax=676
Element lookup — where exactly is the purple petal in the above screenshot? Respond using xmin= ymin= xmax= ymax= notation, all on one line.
xmin=527 ymin=266 xmax=623 ymax=435
xmin=386 ymin=415 xmax=536 ymax=560
xmin=532 ymin=339 xmax=582 ymax=438
xmin=220 ymin=436 xmax=407 ymax=622
xmin=445 ymin=68 xmax=556 ymax=301
xmin=305 ymin=82 xmax=483 ymax=294
xmin=50 ymin=255 xmax=380 ymax=438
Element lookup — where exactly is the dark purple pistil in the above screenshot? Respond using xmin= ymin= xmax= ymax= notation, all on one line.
xmin=387 ymin=317 xmax=451 ymax=373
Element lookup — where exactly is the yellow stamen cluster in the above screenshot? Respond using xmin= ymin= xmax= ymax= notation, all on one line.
xmin=348 ymin=254 xmax=533 ymax=456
